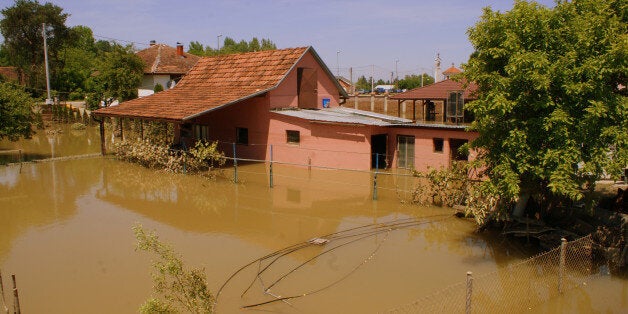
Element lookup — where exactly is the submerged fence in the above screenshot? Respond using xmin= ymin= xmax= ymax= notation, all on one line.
xmin=386 ymin=235 xmax=595 ymax=313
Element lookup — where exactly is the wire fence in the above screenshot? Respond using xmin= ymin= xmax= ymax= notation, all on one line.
xmin=386 ymin=235 xmax=596 ymax=313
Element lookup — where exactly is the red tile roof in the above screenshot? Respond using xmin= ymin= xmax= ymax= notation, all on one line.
xmin=136 ymin=44 xmax=200 ymax=74
xmin=390 ymin=79 xmax=478 ymax=100
xmin=442 ymin=64 xmax=462 ymax=75
xmin=95 ymin=47 xmax=310 ymax=121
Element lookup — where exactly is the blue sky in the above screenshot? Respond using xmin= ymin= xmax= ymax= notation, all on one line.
xmin=1 ymin=0 xmax=556 ymax=80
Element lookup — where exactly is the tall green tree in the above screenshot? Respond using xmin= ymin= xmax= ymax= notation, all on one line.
xmin=86 ymin=44 xmax=144 ymax=110
xmin=0 ymin=0 xmax=71 ymax=94
xmin=56 ymin=25 xmax=98 ymax=100
xmin=0 ymin=82 xmax=37 ymax=141
xmin=464 ymin=0 xmax=627 ymax=216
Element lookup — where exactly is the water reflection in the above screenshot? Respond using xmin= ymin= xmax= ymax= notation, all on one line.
xmin=0 ymin=132 xmax=625 ymax=312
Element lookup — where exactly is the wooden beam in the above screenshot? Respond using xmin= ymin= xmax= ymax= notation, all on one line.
xmin=99 ymin=120 xmax=106 ymax=155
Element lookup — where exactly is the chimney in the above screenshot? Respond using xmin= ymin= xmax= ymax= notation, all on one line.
xmin=176 ymin=42 xmax=184 ymax=56
xmin=149 ymin=40 xmax=156 ymax=46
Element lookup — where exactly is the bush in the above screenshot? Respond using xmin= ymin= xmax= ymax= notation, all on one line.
xmin=113 ymin=139 xmax=225 ymax=175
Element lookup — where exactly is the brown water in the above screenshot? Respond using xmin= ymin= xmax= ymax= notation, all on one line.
xmin=0 ymin=125 xmax=626 ymax=313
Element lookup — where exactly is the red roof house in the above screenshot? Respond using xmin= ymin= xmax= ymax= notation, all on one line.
xmin=95 ymin=47 xmax=477 ymax=171
xmin=136 ymin=42 xmax=200 ymax=97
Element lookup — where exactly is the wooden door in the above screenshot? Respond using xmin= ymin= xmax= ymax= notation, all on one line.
xmin=298 ymin=68 xmax=317 ymax=108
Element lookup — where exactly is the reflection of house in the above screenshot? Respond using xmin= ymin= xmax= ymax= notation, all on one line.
xmin=94 ymin=47 xmax=477 ymax=172
xmin=136 ymin=41 xmax=200 ymax=97
xmin=336 ymin=76 xmax=354 ymax=94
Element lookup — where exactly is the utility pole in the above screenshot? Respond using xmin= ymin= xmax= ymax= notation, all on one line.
xmin=395 ymin=59 xmax=399 ymax=82
xmin=349 ymin=67 xmax=353 ymax=94
xmin=42 ymin=23 xmax=52 ymax=105
xmin=336 ymin=50 xmax=341 ymax=76
xmin=371 ymin=64 xmax=374 ymax=92
xmin=217 ymin=34 xmax=222 ymax=51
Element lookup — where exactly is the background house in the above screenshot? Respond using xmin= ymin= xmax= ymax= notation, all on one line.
xmin=136 ymin=41 xmax=200 ymax=97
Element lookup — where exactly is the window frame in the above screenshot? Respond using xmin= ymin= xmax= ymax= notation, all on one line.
xmin=236 ymin=127 xmax=249 ymax=145
xmin=286 ymin=130 xmax=300 ymax=144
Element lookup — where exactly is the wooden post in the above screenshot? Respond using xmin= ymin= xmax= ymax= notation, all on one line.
xmin=11 ymin=275 xmax=20 ymax=314
xmin=118 ymin=118 xmax=124 ymax=140
xmin=373 ymin=154 xmax=379 ymax=200
xmin=0 ymin=270 xmax=8 ymax=314
xmin=466 ymin=271 xmax=473 ymax=314
xmin=99 ymin=120 xmax=106 ymax=155
xmin=397 ymin=100 xmax=401 ymax=117
xmin=140 ymin=120 xmax=144 ymax=140
xmin=412 ymin=100 xmax=416 ymax=121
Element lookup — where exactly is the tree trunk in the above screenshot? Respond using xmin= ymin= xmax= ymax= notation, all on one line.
xmin=513 ymin=192 xmax=530 ymax=218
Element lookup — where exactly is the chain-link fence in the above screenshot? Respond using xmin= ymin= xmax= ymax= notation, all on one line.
xmin=386 ymin=235 xmax=595 ymax=313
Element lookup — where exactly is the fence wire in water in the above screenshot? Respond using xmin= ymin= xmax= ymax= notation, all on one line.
xmin=385 ymin=235 xmax=595 ymax=313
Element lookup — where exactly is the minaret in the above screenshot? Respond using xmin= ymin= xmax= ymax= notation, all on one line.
xmin=434 ymin=53 xmax=442 ymax=83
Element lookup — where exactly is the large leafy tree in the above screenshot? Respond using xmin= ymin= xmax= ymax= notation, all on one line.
xmin=0 ymin=0 xmax=71 ymax=94
xmin=86 ymin=44 xmax=144 ymax=110
xmin=0 ymin=82 xmax=37 ymax=141
xmin=464 ymin=0 xmax=627 ymax=215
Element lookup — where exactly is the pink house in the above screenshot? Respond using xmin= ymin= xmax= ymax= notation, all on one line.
xmin=94 ymin=47 xmax=477 ymax=171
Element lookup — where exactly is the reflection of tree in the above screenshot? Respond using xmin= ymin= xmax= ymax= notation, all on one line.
xmin=0 ymin=158 xmax=101 ymax=260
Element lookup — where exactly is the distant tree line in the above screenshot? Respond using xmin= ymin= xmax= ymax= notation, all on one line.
xmin=187 ymin=37 xmax=277 ymax=57
xmin=354 ymin=73 xmax=434 ymax=92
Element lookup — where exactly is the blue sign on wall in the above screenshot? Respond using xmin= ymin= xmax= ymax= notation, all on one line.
xmin=322 ymin=98 xmax=330 ymax=108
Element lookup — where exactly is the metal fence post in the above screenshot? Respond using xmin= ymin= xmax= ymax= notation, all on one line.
xmin=233 ymin=143 xmax=238 ymax=183
xmin=269 ymin=145 xmax=274 ymax=188
xmin=559 ymin=238 xmax=567 ymax=294
xmin=466 ymin=271 xmax=473 ymax=314
xmin=373 ymin=153 xmax=378 ymax=200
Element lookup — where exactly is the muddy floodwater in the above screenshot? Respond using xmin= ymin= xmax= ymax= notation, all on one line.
xmin=1 ymin=125 xmax=626 ymax=313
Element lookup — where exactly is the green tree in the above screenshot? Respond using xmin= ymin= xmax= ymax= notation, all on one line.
xmin=397 ymin=73 xmax=435 ymax=90
xmin=133 ymin=225 xmax=214 ymax=313
xmin=56 ymin=25 xmax=98 ymax=100
xmin=86 ymin=44 xmax=144 ymax=110
xmin=354 ymin=75 xmax=370 ymax=91
xmin=464 ymin=0 xmax=628 ymax=217
xmin=187 ymin=37 xmax=277 ymax=57
xmin=0 ymin=0 xmax=71 ymax=94
xmin=0 ymin=82 xmax=37 ymax=141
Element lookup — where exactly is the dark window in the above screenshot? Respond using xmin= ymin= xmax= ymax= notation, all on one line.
xmin=286 ymin=130 xmax=300 ymax=144
xmin=433 ymin=138 xmax=444 ymax=153
xmin=194 ymin=125 xmax=208 ymax=141
xmin=236 ymin=127 xmax=248 ymax=145
xmin=449 ymin=138 xmax=469 ymax=161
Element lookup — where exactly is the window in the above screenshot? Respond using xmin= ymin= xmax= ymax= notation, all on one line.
xmin=236 ymin=127 xmax=248 ymax=145
xmin=447 ymin=91 xmax=464 ymax=122
xmin=286 ymin=130 xmax=300 ymax=144
xmin=433 ymin=138 xmax=444 ymax=153
xmin=397 ymin=135 xmax=415 ymax=169
xmin=449 ymin=138 xmax=469 ymax=161
xmin=194 ymin=125 xmax=208 ymax=141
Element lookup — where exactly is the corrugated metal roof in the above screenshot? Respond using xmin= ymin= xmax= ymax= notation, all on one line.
xmin=272 ymin=107 xmax=412 ymax=126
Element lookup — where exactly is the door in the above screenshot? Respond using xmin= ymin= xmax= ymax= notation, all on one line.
xmin=298 ymin=68 xmax=317 ymax=108
xmin=397 ymin=135 xmax=415 ymax=169
xmin=371 ymin=134 xmax=387 ymax=169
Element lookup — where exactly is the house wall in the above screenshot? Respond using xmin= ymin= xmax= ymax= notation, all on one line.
xmin=269 ymin=52 xmax=341 ymax=109
xmin=386 ymin=127 xmax=478 ymax=172
xmin=268 ymin=114 xmax=380 ymax=170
